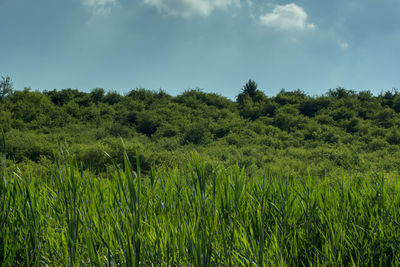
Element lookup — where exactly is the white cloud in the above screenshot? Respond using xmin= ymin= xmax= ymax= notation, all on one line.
xmin=143 ymin=0 xmax=240 ymax=18
xmin=82 ymin=0 xmax=119 ymax=15
xmin=259 ymin=3 xmax=316 ymax=31
xmin=338 ymin=41 xmax=349 ymax=49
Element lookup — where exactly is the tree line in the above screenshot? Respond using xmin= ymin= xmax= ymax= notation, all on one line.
xmin=1 ymin=76 xmax=400 ymax=177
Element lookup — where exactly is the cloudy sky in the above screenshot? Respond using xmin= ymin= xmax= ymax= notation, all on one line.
xmin=0 ymin=0 xmax=399 ymax=98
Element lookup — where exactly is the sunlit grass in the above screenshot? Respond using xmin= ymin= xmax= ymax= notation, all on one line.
xmin=1 ymin=151 xmax=400 ymax=266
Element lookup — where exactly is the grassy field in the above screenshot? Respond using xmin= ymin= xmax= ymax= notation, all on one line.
xmin=1 ymin=150 xmax=400 ymax=266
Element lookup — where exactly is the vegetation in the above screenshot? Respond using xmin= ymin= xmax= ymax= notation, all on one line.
xmin=1 ymin=77 xmax=400 ymax=265
xmin=1 ymin=78 xmax=400 ymax=178
xmin=1 ymin=151 xmax=400 ymax=266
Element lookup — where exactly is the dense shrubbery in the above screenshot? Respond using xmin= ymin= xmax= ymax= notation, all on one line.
xmin=1 ymin=79 xmax=400 ymax=177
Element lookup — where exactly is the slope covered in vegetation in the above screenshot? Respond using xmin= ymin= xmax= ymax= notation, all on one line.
xmin=1 ymin=79 xmax=400 ymax=178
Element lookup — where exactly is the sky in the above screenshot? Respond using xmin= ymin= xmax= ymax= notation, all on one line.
xmin=0 ymin=0 xmax=400 ymax=99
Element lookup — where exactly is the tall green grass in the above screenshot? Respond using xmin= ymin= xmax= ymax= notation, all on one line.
xmin=1 ymin=150 xmax=400 ymax=266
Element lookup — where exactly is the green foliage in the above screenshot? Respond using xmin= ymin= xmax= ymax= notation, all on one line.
xmin=136 ymin=111 xmax=161 ymax=136
xmin=1 ymin=155 xmax=400 ymax=266
xmin=0 ymin=111 xmax=12 ymax=132
xmin=103 ymin=90 xmax=122 ymax=105
xmin=90 ymin=88 xmax=105 ymax=103
xmin=274 ymin=89 xmax=307 ymax=105
xmin=1 ymin=82 xmax=400 ymax=179
xmin=327 ymin=87 xmax=356 ymax=99
xmin=6 ymin=130 xmax=53 ymax=162
xmin=155 ymin=123 xmax=181 ymax=138
xmin=274 ymin=105 xmax=306 ymax=132
xmin=238 ymin=96 xmax=264 ymax=120
xmin=299 ymin=97 xmax=331 ymax=117
xmin=236 ymin=79 xmax=266 ymax=105
xmin=0 ymin=76 xmax=13 ymax=101
xmin=2 ymin=80 xmax=400 ymax=265
xmin=184 ymin=122 xmax=213 ymax=145
xmin=177 ymin=89 xmax=234 ymax=110
xmin=45 ymin=88 xmax=83 ymax=106
xmin=387 ymin=127 xmax=400 ymax=144
xmin=375 ymin=108 xmax=396 ymax=128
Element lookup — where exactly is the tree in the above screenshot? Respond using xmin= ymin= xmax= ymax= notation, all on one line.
xmin=45 ymin=88 xmax=79 ymax=106
xmin=236 ymin=79 xmax=266 ymax=105
xmin=327 ymin=87 xmax=356 ymax=99
xmin=0 ymin=76 xmax=13 ymax=100
xmin=90 ymin=88 xmax=105 ymax=104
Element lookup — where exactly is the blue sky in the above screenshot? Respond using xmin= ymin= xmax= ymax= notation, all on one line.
xmin=1 ymin=0 xmax=399 ymax=99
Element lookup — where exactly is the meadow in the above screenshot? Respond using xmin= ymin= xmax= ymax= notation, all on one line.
xmin=1 ymin=149 xmax=400 ymax=266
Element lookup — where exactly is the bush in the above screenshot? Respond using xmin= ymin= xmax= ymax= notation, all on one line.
xmin=107 ymin=122 xmax=131 ymax=138
xmin=387 ymin=128 xmax=400 ymax=145
xmin=136 ymin=112 xmax=160 ymax=136
xmin=368 ymin=138 xmax=388 ymax=151
xmin=184 ymin=123 xmax=213 ymax=145
xmin=75 ymin=143 xmax=110 ymax=172
xmin=154 ymin=123 xmax=181 ymax=138
xmin=6 ymin=130 xmax=53 ymax=162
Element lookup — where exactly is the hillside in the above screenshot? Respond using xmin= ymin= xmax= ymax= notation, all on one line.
xmin=1 ymin=80 xmax=400 ymax=178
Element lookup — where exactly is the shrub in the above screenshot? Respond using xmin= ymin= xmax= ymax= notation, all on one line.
xmin=184 ymin=123 xmax=213 ymax=145
xmin=136 ymin=112 xmax=160 ymax=136
xmin=368 ymin=138 xmax=388 ymax=151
